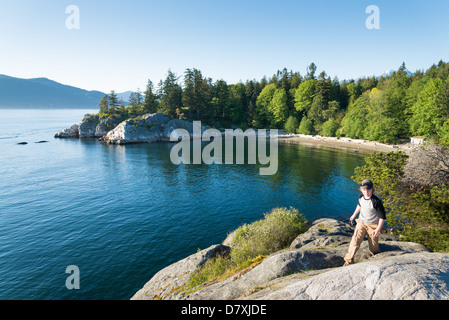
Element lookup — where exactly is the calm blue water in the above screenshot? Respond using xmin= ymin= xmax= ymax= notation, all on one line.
xmin=0 ymin=109 xmax=369 ymax=300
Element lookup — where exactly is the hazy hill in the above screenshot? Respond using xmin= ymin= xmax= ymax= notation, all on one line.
xmin=0 ymin=74 xmax=106 ymax=109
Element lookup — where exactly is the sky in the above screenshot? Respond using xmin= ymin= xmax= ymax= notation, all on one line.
xmin=1 ymin=0 xmax=448 ymax=93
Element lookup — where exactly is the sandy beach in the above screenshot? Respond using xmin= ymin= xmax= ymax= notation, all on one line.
xmin=275 ymin=133 xmax=415 ymax=154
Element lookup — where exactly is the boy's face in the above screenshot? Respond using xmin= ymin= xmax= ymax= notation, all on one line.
xmin=360 ymin=187 xmax=373 ymax=198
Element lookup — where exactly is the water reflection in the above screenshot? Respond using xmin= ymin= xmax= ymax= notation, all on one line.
xmin=86 ymin=138 xmax=368 ymax=223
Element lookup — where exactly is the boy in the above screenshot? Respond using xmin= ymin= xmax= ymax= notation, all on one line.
xmin=343 ymin=179 xmax=386 ymax=266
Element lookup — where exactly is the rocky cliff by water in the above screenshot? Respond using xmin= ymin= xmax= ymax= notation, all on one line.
xmin=131 ymin=219 xmax=449 ymax=300
xmin=54 ymin=112 xmax=203 ymax=144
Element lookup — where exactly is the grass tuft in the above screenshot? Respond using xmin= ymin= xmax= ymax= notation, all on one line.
xmin=183 ymin=207 xmax=308 ymax=291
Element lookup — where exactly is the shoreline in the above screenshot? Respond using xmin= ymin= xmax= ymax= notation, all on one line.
xmin=274 ymin=133 xmax=415 ymax=154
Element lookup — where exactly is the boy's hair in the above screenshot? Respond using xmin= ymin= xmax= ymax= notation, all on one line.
xmin=360 ymin=179 xmax=374 ymax=190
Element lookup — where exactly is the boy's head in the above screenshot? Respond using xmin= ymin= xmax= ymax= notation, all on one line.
xmin=360 ymin=179 xmax=374 ymax=197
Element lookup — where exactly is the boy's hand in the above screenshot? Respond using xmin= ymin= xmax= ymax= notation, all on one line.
xmin=372 ymin=228 xmax=381 ymax=237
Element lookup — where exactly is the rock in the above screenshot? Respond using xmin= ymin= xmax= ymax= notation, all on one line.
xmin=55 ymin=114 xmax=126 ymax=139
xmin=130 ymin=244 xmax=230 ymax=300
xmin=102 ymin=113 xmax=170 ymax=144
xmin=245 ymin=252 xmax=449 ymax=300
xmin=17 ymin=142 xmax=28 ymax=145
xmin=183 ymin=248 xmax=346 ymax=300
xmin=222 ymin=231 xmax=236 ymax=246
xmin=94 ymin=123 xmax=108 ymax=137
xmin=289 ymin=218 xmax=355 ymax=249
xmin=54 ymin=124 xmax=79 ymax=138
xmin=79 ymin=115 xmax=99 ymax=138
xmin=35 ymin=140 xmax=49 ymax=143
xmin=55 ymin=112 xmax=207 ymax=144
xmin=102 ymin=113 xmax=203 ymax=145
xmin=163 ymin=119 xmax=195 ymax=140
xmin=131 ymin=218 xmax=441 ymax=300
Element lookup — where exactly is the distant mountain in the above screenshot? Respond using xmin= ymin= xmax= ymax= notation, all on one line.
xmin=0 ymin=74 xmax=106 ymax=109
xmin=379 ymin=68 xmax=414 ymax=78
xmin=116 ymin=91 xmax=134 ymax=103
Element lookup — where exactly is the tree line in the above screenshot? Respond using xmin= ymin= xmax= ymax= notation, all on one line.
xmin=98 ymin=60 xmax=449 ymax=146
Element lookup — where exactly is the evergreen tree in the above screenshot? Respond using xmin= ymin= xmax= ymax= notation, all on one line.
xmin=128 ymin=92 xmax=140 ymax=115
xmin=108 ymin=90 xmax=119 ymax=113
xmin=143 ymin=79 xmax=159 ymax=114
xmin=159 ymin=70 xmax=182 ymax=118
xmin=211 ymin=79 xmax=231 ymax=125
xmin=99 ymin=94 xmax=109 ymax=114
xmin=305 ymin=63 xmax=317 ymax=80
xmin=308 ymin=72 xmax=331 ymax=124
xmin=182 ymin=68 xmax=213 ymax=123
xmin=229 ymin=83 xmax=246 ymax=126
xmin=345 ymin=81 xmax=361 ymax=105
xmin=182 ymin=69 xmax=195 ymax=119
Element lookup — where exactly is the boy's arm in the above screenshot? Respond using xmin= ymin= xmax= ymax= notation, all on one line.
xmin=350 ymin=205 xmax=361 ymax=221
xmin=373 ymin=196 xmax=386 ymax=237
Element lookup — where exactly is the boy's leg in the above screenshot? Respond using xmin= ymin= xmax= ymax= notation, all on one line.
xmin=344 ymin=219 xmax=367 ymax=264
xmin=366 ymin=224 xmax=380 ymax=256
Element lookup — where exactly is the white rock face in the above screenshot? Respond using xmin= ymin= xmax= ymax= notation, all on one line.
xmin=247 ymin=252 xmax=449 ymax=300
xmin=102 ymin=113 xmax=200 ymax=144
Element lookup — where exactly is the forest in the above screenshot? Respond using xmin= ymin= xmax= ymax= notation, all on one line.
xmin=98 ymin=60 xmax=449 ymax=146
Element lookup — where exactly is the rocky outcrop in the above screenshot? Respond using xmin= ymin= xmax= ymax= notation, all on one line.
xmin=101 ymin=113 xmax=203 ymax=145
xmin=102 ymin=113 xmax=170 ymax=144
xmin=54 ymin=123 xmax=80 ymax=138
xmin=244 ymin=252 xmax=449 ymax=300
xmin=131 ymin=218 xmax=449 ymax=300
xmin=55 ymin=113 xmax=203 ymax=144
xmin=54 ymin=113 xmax=122 ymax=139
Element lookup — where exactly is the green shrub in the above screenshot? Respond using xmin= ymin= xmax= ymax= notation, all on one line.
xmin=297 ymin=116 xmax=313 ymax=135
xmin=231 ymin=207 xmax=308 ymax=264
xmin=184 ymin=207 xmax=308 ymax=291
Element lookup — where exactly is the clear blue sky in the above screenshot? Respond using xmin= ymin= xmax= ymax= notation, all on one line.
xmin=1 ymin=0 xmax=448 ymax=93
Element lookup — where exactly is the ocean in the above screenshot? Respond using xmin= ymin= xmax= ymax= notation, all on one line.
xmin=0 ymin=108 xmax=367 ymax=300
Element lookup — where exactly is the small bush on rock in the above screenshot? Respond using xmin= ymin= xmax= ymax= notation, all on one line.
xmin=185 ymin=207 xmax=308 ymax=290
